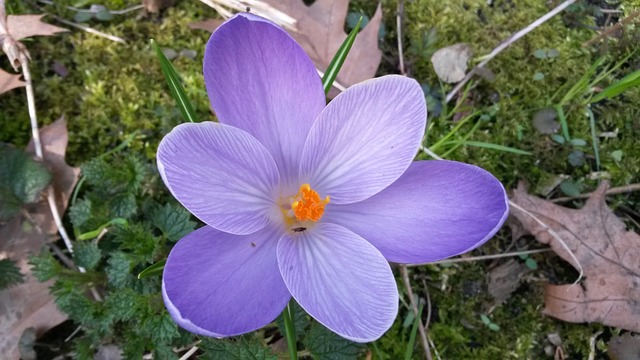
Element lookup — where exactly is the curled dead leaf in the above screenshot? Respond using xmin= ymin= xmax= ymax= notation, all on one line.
xmin=0 ymin=68 xmax=24 ymax=95
xmin=510 ymin=182 xmax=640 ymax=332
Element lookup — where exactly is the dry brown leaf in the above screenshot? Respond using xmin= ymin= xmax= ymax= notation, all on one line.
xmin=0 ymin=118 xmax=79 ymax=360
xmin=6 ymin=15 xmax=67 ymax=41
xmin=0 ymin=68 xmax=24 ymax=95
xmin=193 ymin=1 xmax=382 ymax=92
xmin=263 ymin=0 xmax=382 ymax=92
xmin=430 ymin=43 xmax=472 ymax=83
xmin=487 ymin=259 xmax=531 ymax=307
xmin=510 ymin=182 xmax=640 ymax=332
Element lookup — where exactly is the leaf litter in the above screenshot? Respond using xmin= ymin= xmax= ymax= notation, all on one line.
xmin=510 ymin=182 xmax=640 ymax=333
xmin=0 ymin=118 xmax=79 ymax=360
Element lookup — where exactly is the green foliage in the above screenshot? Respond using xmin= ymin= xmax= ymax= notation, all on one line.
xmin=0 ymin=258 xmax=24 ymax=289
xmin=0 ymin=144 xmax=51 ymax=221
xmin=199 ymin=336 xmax=278 ymax=360
xmin=74 ymin=241 xmax=102 ymax=270
xmin=151 ymin=203 xmax=196 ymax=242
xmin=303 ymin=322 xmax=365 ymax=360
xmin=29 ymin=250 xmax=63 ymax=281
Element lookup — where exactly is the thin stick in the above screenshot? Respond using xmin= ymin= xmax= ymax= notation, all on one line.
xmin=400 ymin=265 xmax=432 ymax=360
xmin=445 ymin=0 xmax=577 ymax=103
xmin=582 ymin=10 xmax=640 ymax=48
xmin=178 ymin=346 xmax=199 ymax=360
xmin=408 ymin=248 xmax=550 ymax=267
xmin=49 ymin=15 xmax=126 ymax=44
xmin=552 ymin=183 xmax=640 ymax=203
xmin=37 ymin=0 xmax=144 ymax=15
xmin=396 ymin=0 xmax=405 ymax=75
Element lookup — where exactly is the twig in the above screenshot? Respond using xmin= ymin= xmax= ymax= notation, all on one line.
xmin=47 ymin=15 xmax=126 ymax=44
xmin=552 ymin=183 xmax=640 ymax=203
xmin=408 ymin=248 xmax=551 ymax=267
xmin=582 ymin=10 xmax=640 ymax=47
xmin=396 ymin=0 xmax=405 ymax=75
xmin=400 ymin=265 xmax=432 ymax=360
xmin=48 ymin=243 xmax=76 ymax=269
xmin=444 ymin=0 xmax=577 ymax=103
xmin=178 ymin=346 xmax=199 ymax=360
xmin=37 ymin=0 xmax=144 ymax=15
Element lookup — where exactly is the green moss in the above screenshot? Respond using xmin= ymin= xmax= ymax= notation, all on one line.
xmin=0 ymin=1 xmax=217 ymax=163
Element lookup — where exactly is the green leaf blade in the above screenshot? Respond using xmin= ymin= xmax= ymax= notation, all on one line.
xmin=151 ymin=39 xmax=197 ymax=123
xmin=322 ymin=17 xmax=362 ymax=94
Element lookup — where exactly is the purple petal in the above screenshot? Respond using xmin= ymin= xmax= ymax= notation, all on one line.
xmin=325 ymin=160 xmax=509 ymax=264
xmin=163 ymin=225 xmax=290 ymax=337
xmin=157 ymin=122 xmax=279 ymax=235
xmin=204 ymin=13 xmax=325 ymax=184
xmin=299 ymin=75 xmax=426 ymax=204
xmin=277 ymin=223 xmax=398 ymax=342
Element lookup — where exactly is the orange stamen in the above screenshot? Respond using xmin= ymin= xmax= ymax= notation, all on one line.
xmin=291 ymin=184 xmax=330 ymax=222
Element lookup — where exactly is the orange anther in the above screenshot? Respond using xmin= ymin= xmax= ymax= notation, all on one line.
xmin=291 ymin=184 xmax=329 ymax=222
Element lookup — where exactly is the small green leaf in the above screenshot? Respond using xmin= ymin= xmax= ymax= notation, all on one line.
xmin=29 ymin=251 xmax=62 ymax=282
xmin=0 ymin=144 xmax=52 ymax=221
xmin=525 ymin=257 xmax=538 ymax=270
xmin=150 ymin=203 xmax=196 ymax=242
xmin=151 ymin=39 xmax=197 ymax=123
xmin=95 ymin=9 xmax=113 ymax=21
xmin=611 ymin=150 xmax=623 ymax=162
xmin=322 ymin=17 xmax=362 ymax=94
xmin=74 ymin=241 xmax=102 ymax=270
xmin=199 ymin=337 xmax=278 ymax=360
xmin=533 ymin=49 xmax=547 ymax=59
xmin=106 ymin=252 xmax=131 ymax=288
xmin=137 ymin=259 xmax=166 ymax=279
xmin=568 ymin=150 xmax=585 ymax=167
xmin=480 ymin=314 xmax=491 ymax=326
xmin=74 ymin=11 xmax=93 ymax=22
xmin=533 ymin=72 xmax=545 ymax=81
xmin=569 ymin=138 xmax=587 ymax=147
xmin=0 ymin=259 xmax=24 ymax=289
xmin=104 ymin=288 xmax=138 ymax=321
xmin=551 ymin=134 xmax=565 ymax=144
xmin=547 ymin=48 xmax=560 ymax=58
xmin=488 ymin=323 xmax=501 ymax=331
xmin=560 ymin=180 xmax=581 ymax=197
xmin=303 ymin=321 xmax=365 ymax=360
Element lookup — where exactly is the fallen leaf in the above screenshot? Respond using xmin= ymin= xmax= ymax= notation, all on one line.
xmin=188 ymin=18 xmax=224 ymax=32
xmin=0 ymin=118 xmax=79 ymax=360
xmin=264 ymin=0 xmax=382 ymax=92
xmin=608 ymin=332 xmax=640 ymax=360
xmin=142 ymin=0 xmax=175 ymax=13
xmin=194 ymin=1 xmax=383 ymax=93
xmin=0 ymin=69 xmax=25 ymax=95
xmin=487 ymin=259 xmax=531 ymax=307
xmin=6 ymin=15 xmax=68 ymax=41
xmin=430 ymin=43 xmax=472 ymax=83
xmin=510 ymin=182 xmax=640 ymax=332
xmin=533 ymin=108 xmax=560 ymax=135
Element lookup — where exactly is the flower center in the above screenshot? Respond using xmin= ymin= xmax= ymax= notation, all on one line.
xmin=291 ymin=184 xmax=330 ymax=222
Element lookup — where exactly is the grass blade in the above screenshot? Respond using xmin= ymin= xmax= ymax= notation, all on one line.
xmin=404 ymin=302 xmax=424 ymax=360
xmin=445 ymin=140 xmax=532 ymax=155
xmin=137 ymin=259 xmax=167 ymax=279
xmin=151 ymin=39 xmax=197 ymax=123
xmin=321 ymin=17 xmax=362 ymax=94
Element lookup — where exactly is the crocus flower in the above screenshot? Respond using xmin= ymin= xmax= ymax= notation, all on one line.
xmin=157 ymin=13 xmax=508 ymax=342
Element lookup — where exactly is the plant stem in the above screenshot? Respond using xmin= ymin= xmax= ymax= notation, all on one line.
xmin=282 ymin=301 xmax=298 ymax=360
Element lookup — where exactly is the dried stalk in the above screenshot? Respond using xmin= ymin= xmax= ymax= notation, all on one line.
xmin=445 ymin=0 xmax=577 ymax=103
xmin=400 ymin=265 xmax=432 ymax=360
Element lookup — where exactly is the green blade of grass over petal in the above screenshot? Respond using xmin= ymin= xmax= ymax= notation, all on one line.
xmin=321 ymin=17 xmax=362 ymax=94
xmin=151 ymin=39 xmax=197 ymax=123
xmin=137 ymin=259 xmax=167 ymax=279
